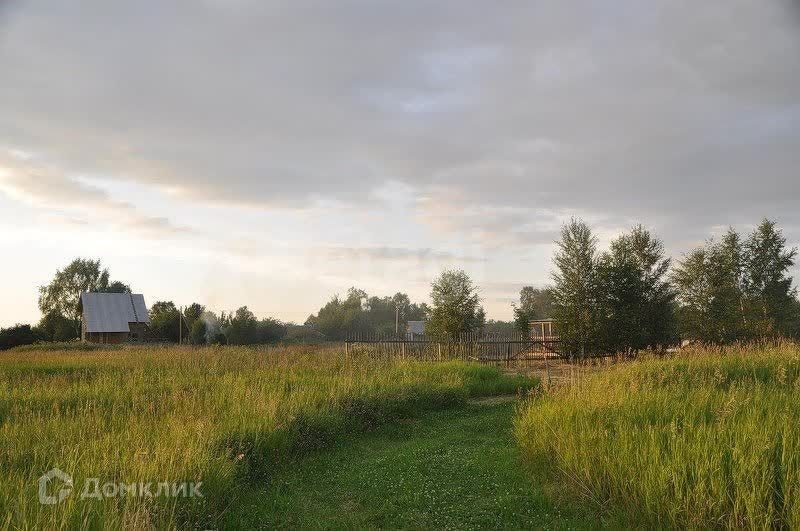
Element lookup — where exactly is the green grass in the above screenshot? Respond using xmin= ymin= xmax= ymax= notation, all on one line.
xmin=8 ymin=340 xmax=120 ymax=352
xmin=224 ymin=400 xmax=589 ymax=529
xmin=0 ymin=345 xmax=533 ymax=529
xmin=515 ymin=342 xmax=800 ymax=528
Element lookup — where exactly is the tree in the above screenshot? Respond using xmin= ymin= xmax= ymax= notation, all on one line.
xmin=0 ymin=324 xmax=41 ymax=351
xmin=284 ymin=324 xmax=326 ymax=344
xmin=363 ymin=293 xmax=429 ymax=335
xmin=484 ymin=320 xmax=517 ymax=336
xmin=189 ymin=319 xmax=207 ymax=345
xmin=149 ymin=301 xmax=188 ymax=342
xmin=426 ymin=269 xmax=484 ymax=340
xmin=225 ymin=306 xmax=258 ymax=345
xmin=513 ymin=287 xmax=554 ymax=334
xmin=37 ymin=310 xmax=78 ymax=342
xmin=707 ymin=229 xmax=748 ymax=342
xmin=671 ymin=223 xmax=797 ymax=344
xmin=38 ymin=258 xmax=110 ymax=335
xmin=596 ymin=225 xmax=677 ymax=352
xmin=38 ymin=258 xmax=132 ymax=336
xmin=183 ymin=303 xmax=205 ymax=330
xmin=102 ymin=281 xmax=132 ymax=294
xmin=255 ymin=318 xmax=287 ymax=343
xmin=672 ymin=247 xmax=715 ymax=343
xmin=306 ymin=288 xmax=430 ymax=339
xmin=742 ymin=219 xmax=798 ymax=337
xmin=307 ymin=288 xmax=369 ymax=340
xmin=551 ymin=219 xmax=600 ymax=358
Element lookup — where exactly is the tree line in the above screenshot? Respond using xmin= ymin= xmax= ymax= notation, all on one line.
xmin=1 ymin=218 xmax=797 ymax=353
xmin=550 ymin=218 xmax=799 ymax=357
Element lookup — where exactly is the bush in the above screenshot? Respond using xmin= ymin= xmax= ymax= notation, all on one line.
xmin=0 ymin=324 xmax=41 ymax=351
xmin=283 ymin=324 xmax=326 ymax=344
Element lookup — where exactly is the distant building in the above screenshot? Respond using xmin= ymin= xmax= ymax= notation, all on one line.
xmin=80 ymin=293 xmax=150 ymax=344
xmin=530 ymin=319 xmax=558 ymax=341
xmin=406 ymin=320 xmax=426 ymax=339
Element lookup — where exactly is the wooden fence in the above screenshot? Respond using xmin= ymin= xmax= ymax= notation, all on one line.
xmin=344 ymin=332 xmax=561 ymax=365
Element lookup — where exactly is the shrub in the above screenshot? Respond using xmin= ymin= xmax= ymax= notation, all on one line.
xmin=0 ymin=324 xmax=41 ymax=351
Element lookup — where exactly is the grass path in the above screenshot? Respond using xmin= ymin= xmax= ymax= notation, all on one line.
xmin=223 ymin=400 xmax=590 ymax=529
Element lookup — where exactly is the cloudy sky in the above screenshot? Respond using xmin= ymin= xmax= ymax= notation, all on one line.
xmin=1 ymin=1 xmax=799 ymax=327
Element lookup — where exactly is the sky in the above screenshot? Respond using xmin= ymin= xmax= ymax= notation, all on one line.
xmin=1 ymin=1 xmax=799 ymax=327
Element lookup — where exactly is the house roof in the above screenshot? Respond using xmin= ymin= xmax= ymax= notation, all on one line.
xmin=80 ymin=293 xmax=150 ymax=333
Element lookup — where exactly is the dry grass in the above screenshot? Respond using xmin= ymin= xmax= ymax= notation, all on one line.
xmin=0 ymin=344 xmax=532 ymax=529
xmin=515 ymin=341 xmax=800 ymax=528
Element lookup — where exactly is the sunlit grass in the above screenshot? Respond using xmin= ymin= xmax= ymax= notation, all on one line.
xmin=0 ymin=344 xmax=531 ymax=529
xmin=515 ymin=342 xmax=800 ymax=528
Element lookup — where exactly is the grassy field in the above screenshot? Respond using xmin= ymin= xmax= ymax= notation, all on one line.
xmin=224 ymin=399 xmax=590 ymax=529
xmin=8 ymin=342 xmax=798 ymax=529
xmin=0 ymin=345 xmax=532 ymax=529
xmin=516 ymin=342 xmax=800 ymax=528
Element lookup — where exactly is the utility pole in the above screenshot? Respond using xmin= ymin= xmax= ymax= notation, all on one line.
xmin=395 ymin=306 xmax=399 ymax=336
xmin=179 ymin=306 xmax=182 ymax=346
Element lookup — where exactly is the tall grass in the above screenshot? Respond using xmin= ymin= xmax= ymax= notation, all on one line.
xmin=515 ymin=342 xmax=800 ymax=528
xmin=0 ymin=344 xmax=532 ymax=529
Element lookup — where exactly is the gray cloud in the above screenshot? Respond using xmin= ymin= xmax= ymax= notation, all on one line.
xmin=0 ymin=152 xmax=195 ymax=238
xmin=321 ymin=245 xmax=485 ymax=263
xmin=1 ymin=0 xmax=799 ymax=248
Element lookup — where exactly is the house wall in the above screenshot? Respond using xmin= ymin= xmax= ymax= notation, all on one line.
xmin=127 ymin=322 xmax=148 ymax=342
xmin=83 ymin=323 xmax=149 ymax=344
xmin=84 ymin=332 xmax=129 ymax=344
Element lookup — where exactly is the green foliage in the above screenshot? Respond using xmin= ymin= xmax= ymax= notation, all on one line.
xmin=149 ymin=301 xmax=188 ymax=342
xmin=483 ymin=319 xmax=518 ymax=336
xmin=673 ymin=220 xmax=798 ymax=343
xmin=595 ymin=225 xmax=677 ymax=352
xmin=255 ymin=317 xmax=287 ymax=343
xmin=224 ymin=306 xmax=259 ymax=345
xmin=516 ymin=343 xmax=800 ymax=528
xmin=102 ymin=280 xmax=132 ymax=293
xmin=0 ymin=324 xmax=41 ymax=351
xmin=283 ymin=324 xmax=326 ymax=344
xmin=38 ymin=258 xmax=132 ymax=337
xmin=742 ymin=219 xmax=798 ymax=336
xmin=551 ymin=220 xmax=601 ymax=357
xmin=426 ymin=269 xmax=484 ymax=340
xmin=38 ymin=258 xmax=110 ymax=334
xmin=219 ymin=307 xmax=287 ymax=345
xmin=307 ymin=288 xmax=428 ymax=340
xmin=183 ymin=303 xmax=205 ymax=330
xmin=189 ymin=319 xmax=207 ymax=345
xmin=513 ymin=287 xmax=554 ymax=333
xmin=37 ymin=310 xmax=79 ymax=342
xmin=306 ymin=288 xmax=369 ymax=340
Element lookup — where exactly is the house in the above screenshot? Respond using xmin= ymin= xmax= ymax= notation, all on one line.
xmin=406 ymin=320 xmax=426 ymax=339
xmin=80 ymin=293 xmax=150 ymax=344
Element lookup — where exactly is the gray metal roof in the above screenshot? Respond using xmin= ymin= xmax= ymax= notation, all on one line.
xmin=81 ymin=293 xmax=150 ymax=333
